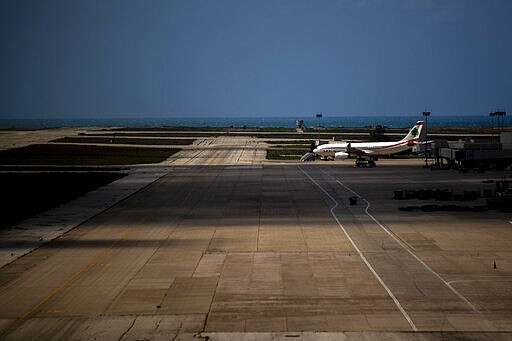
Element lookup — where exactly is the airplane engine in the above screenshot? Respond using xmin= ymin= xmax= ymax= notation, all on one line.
xmin=335 ymin=151 xmax=349 ymax=159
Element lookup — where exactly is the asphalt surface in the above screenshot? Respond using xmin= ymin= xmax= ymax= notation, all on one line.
xmin=0 ymin=135 xmax=511 ymax=340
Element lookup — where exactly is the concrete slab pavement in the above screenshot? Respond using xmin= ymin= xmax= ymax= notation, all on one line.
xmin=0 ymin=166 xmax=173 ymax=268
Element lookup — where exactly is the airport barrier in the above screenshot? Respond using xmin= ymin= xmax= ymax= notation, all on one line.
xmin=395 ymin=180 xmax=512 ymax=212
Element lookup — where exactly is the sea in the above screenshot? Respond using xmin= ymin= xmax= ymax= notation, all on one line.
xmin=0 ymin=115 xmax=507 ymax=129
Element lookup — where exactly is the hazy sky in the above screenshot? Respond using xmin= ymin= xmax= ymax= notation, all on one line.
xmin=1 ymin=0 xmax=511 ymax=118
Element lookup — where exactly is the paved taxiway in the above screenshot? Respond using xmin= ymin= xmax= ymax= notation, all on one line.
xmin=0 ymin=136 xmax=512 ymax=340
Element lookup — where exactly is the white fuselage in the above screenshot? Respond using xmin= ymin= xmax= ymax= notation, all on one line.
xmin=313 ymin=121 xmax=424 ymax=158
xmin=313 ymin=140 xmax=415 ymax=157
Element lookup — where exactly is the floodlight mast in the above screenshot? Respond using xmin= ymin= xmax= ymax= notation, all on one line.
xmin=497 ymin=111 xmax=506 ymax=133
xmin=422 ymin=111 xmax=430 ymax=167
xmin=490 ymin=111 xmax=506 ymax=134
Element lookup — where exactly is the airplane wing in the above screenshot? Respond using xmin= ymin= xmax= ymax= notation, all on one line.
xmin=347 ymin=145 xmax=373 ymax=155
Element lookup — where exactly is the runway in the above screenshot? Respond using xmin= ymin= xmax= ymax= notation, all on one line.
xmin=0 ymin=136 xmax=512 ymax=340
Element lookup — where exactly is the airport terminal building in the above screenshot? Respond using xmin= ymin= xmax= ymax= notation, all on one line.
xmin=428 ymin=132 xmax=512 ymax=170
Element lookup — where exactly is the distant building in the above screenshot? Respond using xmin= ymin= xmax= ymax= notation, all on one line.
xmin=430 ymin=132 xmax=512 ymax=170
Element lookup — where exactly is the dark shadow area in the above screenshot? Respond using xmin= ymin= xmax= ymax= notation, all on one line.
xmin=2 ymin=163 xmax=509 ymax=246
xmin=0 ymin=172 xmax=126 ymax=229
xmin=0 ymin=166 xmax=128 ymax=171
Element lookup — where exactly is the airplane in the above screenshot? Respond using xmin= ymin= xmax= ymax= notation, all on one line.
xmin=313 ymin=121 xmax=424 ymax=159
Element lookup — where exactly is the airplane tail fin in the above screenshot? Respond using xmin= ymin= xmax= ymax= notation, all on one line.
xmin=400 ymin=121 xmax=424 ymax=142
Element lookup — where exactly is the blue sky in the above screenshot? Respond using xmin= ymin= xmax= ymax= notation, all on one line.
xmin=1 ymin=0 xmax=511 ymax=118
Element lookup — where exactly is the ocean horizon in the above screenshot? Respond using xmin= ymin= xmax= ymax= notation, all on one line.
xmin=0 ymin=115 xmax=507 ymax=129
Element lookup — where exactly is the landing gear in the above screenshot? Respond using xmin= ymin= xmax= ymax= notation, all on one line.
xmin=355 ymin=156 xmax=376 ymax=168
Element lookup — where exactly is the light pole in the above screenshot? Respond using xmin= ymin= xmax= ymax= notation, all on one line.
xmin=490 ymin=111 xmax=506 ymax=140
xmin=316 ymin=112 xmax=323 ymax=127
xmin=489 ymin=112 xmax=497 ymax=143
xmin=496 ymin=111 xmax=506 ymax=134
xmin=422 ymin=111 xmax=430 ymax=167
xmin=496 ymin=111 xmax=507 ymax=148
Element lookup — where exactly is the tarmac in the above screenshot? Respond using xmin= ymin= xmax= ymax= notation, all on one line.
xmin=0 ymin=166 xmax=173 ymax=268
xmin=0 ymin=134 xmax=512 ymax=340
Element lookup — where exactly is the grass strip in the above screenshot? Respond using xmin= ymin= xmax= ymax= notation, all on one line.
xmin=0 ymin=144 xmax=178 ymax=165
xmin=52 ymin=136 xmax=195 ymax=145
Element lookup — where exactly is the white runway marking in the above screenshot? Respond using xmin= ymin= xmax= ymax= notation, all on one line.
xmin=299 ymin=166 xmax=418 ymax=331
xmin=327 ymin=169 xmax=479 ymax=313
